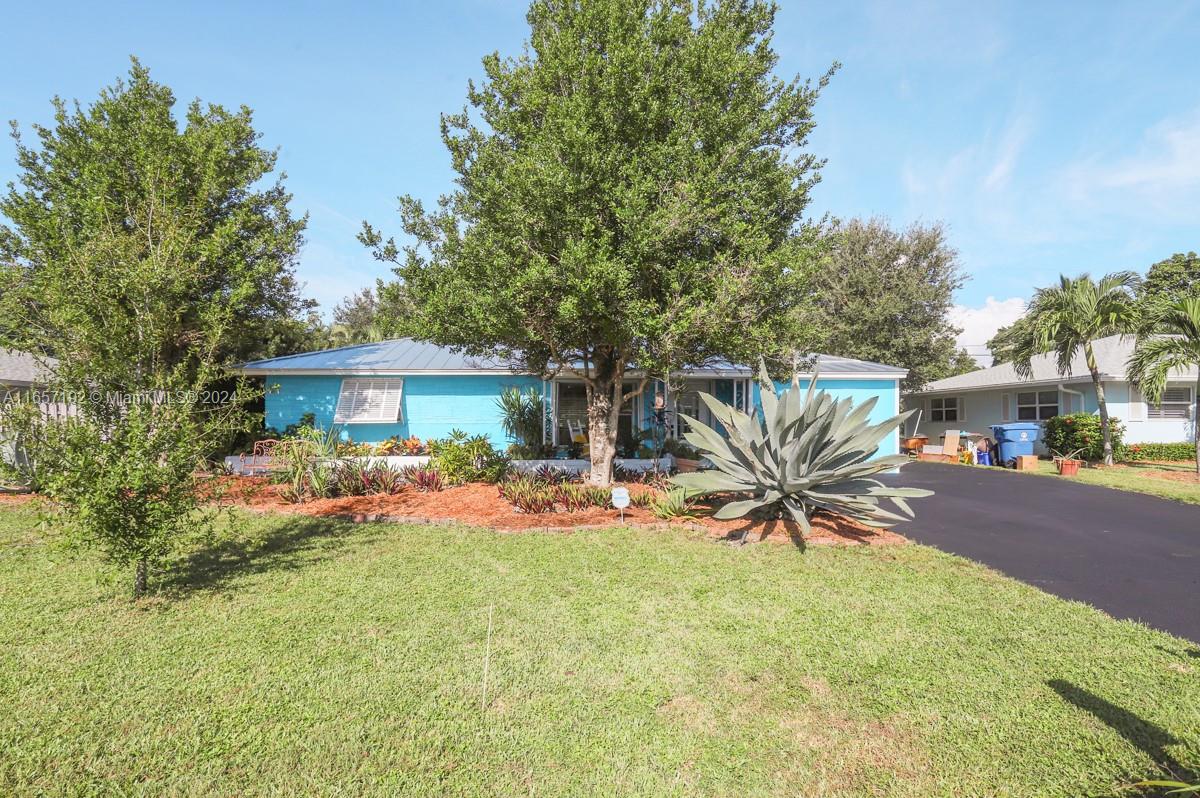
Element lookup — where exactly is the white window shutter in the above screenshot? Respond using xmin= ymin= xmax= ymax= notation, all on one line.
xmin=1128 ymin=385 xmax=1144 ymax=421
xmin=335 ymin=378 xmax=404 ymax=423
xmin=1000 ymin=392 xmax=1011 ymax=422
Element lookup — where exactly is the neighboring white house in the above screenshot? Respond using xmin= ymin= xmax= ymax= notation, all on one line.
xmin=0 ymin=349 xmax=50 ymax=393
xmin=904 ymin=335 xmax=1197 ymax=451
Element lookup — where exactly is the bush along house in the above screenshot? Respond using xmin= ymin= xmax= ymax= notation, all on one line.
xmin=903 ymin=334 xmax=1198 ymax=455
xmin=238 ymin=338 xmax=908 ymax=469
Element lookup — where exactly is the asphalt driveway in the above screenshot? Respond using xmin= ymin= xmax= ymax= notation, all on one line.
xmin=880 ymin=462 xmax=1200 ymax=642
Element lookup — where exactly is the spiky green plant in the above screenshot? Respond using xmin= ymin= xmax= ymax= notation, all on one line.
xmin=670 ymin=363 xmax=931 ymax=537
xmin=650 ymin=488 xmax=698 ymax=520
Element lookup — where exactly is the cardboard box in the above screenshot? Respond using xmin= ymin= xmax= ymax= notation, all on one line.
xmin=1015 ymin=454 xmax=1040 ymax=471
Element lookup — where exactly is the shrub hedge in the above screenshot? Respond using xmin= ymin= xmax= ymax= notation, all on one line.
xmin=1041 ymin=413 xmax=1125 ymax=462
xmin=1123 ymin=442 xmax=1197 ymax=462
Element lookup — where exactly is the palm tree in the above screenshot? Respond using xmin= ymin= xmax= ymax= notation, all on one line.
xmin=1127 ymin=296 xmax=1200 ymax=476
xmin=1012 ymin=272 xmax=1140 ymax=466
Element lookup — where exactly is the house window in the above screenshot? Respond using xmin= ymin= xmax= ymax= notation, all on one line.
xmin=554 ymin=381 xmax=638 ymax=449
xmin=1017 ymin=390 xmax=1058 ymax=421
xmin=930 ymin=397 xmax=960 ymax=422
xmin=675 ymin=390 xmax=701 ymax=435
xmin=1148 ymin=386 xmax=1193 ymax=419
xmin=333 ymin=378 xmax=404 ymax=423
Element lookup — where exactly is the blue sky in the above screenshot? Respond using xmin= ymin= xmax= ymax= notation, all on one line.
xmin=2 ymin=1 xmax=1198 ymax=357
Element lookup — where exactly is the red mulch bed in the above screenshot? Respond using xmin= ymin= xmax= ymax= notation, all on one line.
xmin=0 ymin=492 xmax=34 ymax=505
xmin=209 ymin=477 xmax=906 ymax=547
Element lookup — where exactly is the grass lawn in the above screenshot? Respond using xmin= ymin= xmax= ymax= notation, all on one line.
xmin=1022 ymin=459 xmax=1200 ymax=505
xmin=1 ymin=505 xmax=1198 ymax=797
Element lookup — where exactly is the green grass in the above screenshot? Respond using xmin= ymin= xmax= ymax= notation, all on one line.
xmin=1 ymin=505 xmax=1198 ymax=797
xmin=1023 ymin=459 xmax=1200 ymax=505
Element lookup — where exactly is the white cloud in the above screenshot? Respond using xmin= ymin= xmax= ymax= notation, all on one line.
xmin=983 ymin=112 xmax=1032 ymax=191
xmin=1059 ymin=110 xmax=1200 ymax=219
xmin=949 ymin=296 xmax=1027 ymax=366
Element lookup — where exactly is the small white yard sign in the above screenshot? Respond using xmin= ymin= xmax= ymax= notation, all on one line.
xmin=611 ymin=486 xmax=630 ymax=522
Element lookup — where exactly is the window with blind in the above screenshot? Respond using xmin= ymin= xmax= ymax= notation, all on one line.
xmin=333 ymin=379 xmax=404 ymax=423
xmin=1148 ymin=386 xmax=1193 ymax=419
xmin=1017 ymin=390 xmax=1058 ymax=420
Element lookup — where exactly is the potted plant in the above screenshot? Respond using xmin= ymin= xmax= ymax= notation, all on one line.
xmin=664 ymin=438 xmax=703 ymax=472
xmin=1052 ymin=447 xmax=1085 ymax=476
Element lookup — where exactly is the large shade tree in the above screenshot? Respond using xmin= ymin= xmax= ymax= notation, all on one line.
xmin=0 ymin=60 xmax=303 ymax=595
xmin=362 ymin=0 xmax=833 ymax=484
xmin=810 ymin=218 xmax=976 ymax=391
xmin=1010 ymin=273 xmax=1140 ymax=465
xmin=1127 ymin=297 xmax=1200 ymax=475
xmin=0 ymin=58 xmax=310 ymax=367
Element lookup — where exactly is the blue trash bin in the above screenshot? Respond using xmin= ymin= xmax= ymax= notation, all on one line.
xmin=990 ymin=423 xmax=1040 ymax=466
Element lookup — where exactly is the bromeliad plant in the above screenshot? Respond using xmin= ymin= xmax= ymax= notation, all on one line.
xmin=670 ymin=363 xmax=932 ymax=538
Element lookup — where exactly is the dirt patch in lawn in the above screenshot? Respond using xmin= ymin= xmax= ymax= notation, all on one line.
xmin=1107 ymin=464 xmax=1199 ymax=484
xmin=210 ymin=477 xmax=905 ymax=547
xmin=0 ymin=492 xmax=34 ymax=505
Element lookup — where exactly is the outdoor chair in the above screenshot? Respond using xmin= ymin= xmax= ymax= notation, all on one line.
xmin=565 ymin=419 xmax=590 ymax=458
xmin=239 ymin=439 xmax=280 ymax=475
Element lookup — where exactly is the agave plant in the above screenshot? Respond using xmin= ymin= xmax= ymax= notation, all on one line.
xmin=670 ymin=363 xmax=931 ymax=536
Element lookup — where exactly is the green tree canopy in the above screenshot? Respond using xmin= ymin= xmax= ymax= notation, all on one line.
xmin=0 ymin=58 xmax=309 ymax=367
xmin=809 ymin=218 xmax=975 ymax=390
xmin=985 ymin=315 xmax=1034 ymax=366
xmin=0 ymin=60 xmax=300 ymax=595
xmin=362 ymin=0 xmax=834 ymax=483
xmin=1137 ymin=251 xmax=1200 ymax=312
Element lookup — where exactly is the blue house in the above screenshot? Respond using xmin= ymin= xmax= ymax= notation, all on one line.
xmin=240 ymin=339 xmax=907 ymax=456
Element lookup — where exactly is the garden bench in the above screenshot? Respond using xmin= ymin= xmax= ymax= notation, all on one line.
xmin=239 ymin=439 xmax=280 ymax=475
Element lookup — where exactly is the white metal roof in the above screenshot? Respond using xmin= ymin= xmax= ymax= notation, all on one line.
xmin=240 ymin=339 xmax=908 ymax=379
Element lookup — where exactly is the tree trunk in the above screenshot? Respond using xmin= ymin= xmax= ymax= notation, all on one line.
xmin=585 ymin=348 xmax=624 ymax=487
xmin=1086 ymin=341 xmax=1115 ymax=466
xmin=133 ymin=558 xmax=148 ymax=598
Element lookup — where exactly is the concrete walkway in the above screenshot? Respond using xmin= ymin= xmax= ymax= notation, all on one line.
xmin=880 ymin=462 xmax=1200 ymax=642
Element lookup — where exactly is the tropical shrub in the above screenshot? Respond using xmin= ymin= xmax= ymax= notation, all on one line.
xmin=1124 ymin=442 xmax=1196 ymax=462
xmin=276 ymin=428 xmax=341 ymax=503
xmin=670 ymin=363 xmax=931 ymax=537
xmin=556 ymin=484 xmax=592 ymax=512
xmin=629 ymin=489 xmax=655 ymax=509
xmin=650 ymin=488 xmax=698 ymax=520
xmin=498 ymin=475 xmax=558 ymax=514
xmin=496 ymin=386 xmax=547 ymax=448
xmin=497 ymin=473 xmax=612 ymax=513
xmin=371 ymin=465 xmax=406 ymax=495
xmin=333 ymin=459 xmax=372 ymax=496
xmin=400 ymin=436 xmax=427 ymax=455
xmin=1042 ymin=414 xmax=1125 ymax=463
xmin=371 ymin=437 xmax=405 ymax=456
xmin=401 ymin=464 xmax=445 ymax=492
xmin=428 ymin=430 xmax=509 ymax=485
xmin=581 ymin=485 xmax=611 ymax=508
xmin=507 ymin=444 xmax=535 ymax=460
xmin=613 ymin=465 xmax=673 ymax=488
xmin=531 ymin=464 xmax=578 ymax=485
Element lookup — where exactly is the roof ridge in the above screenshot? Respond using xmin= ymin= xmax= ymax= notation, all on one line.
xmin=241 ymin=337 xmax=413 ymax=368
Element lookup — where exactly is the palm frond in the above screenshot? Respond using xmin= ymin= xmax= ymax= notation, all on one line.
xmin=1127 ymin=297 xmax=1200 ymax=403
